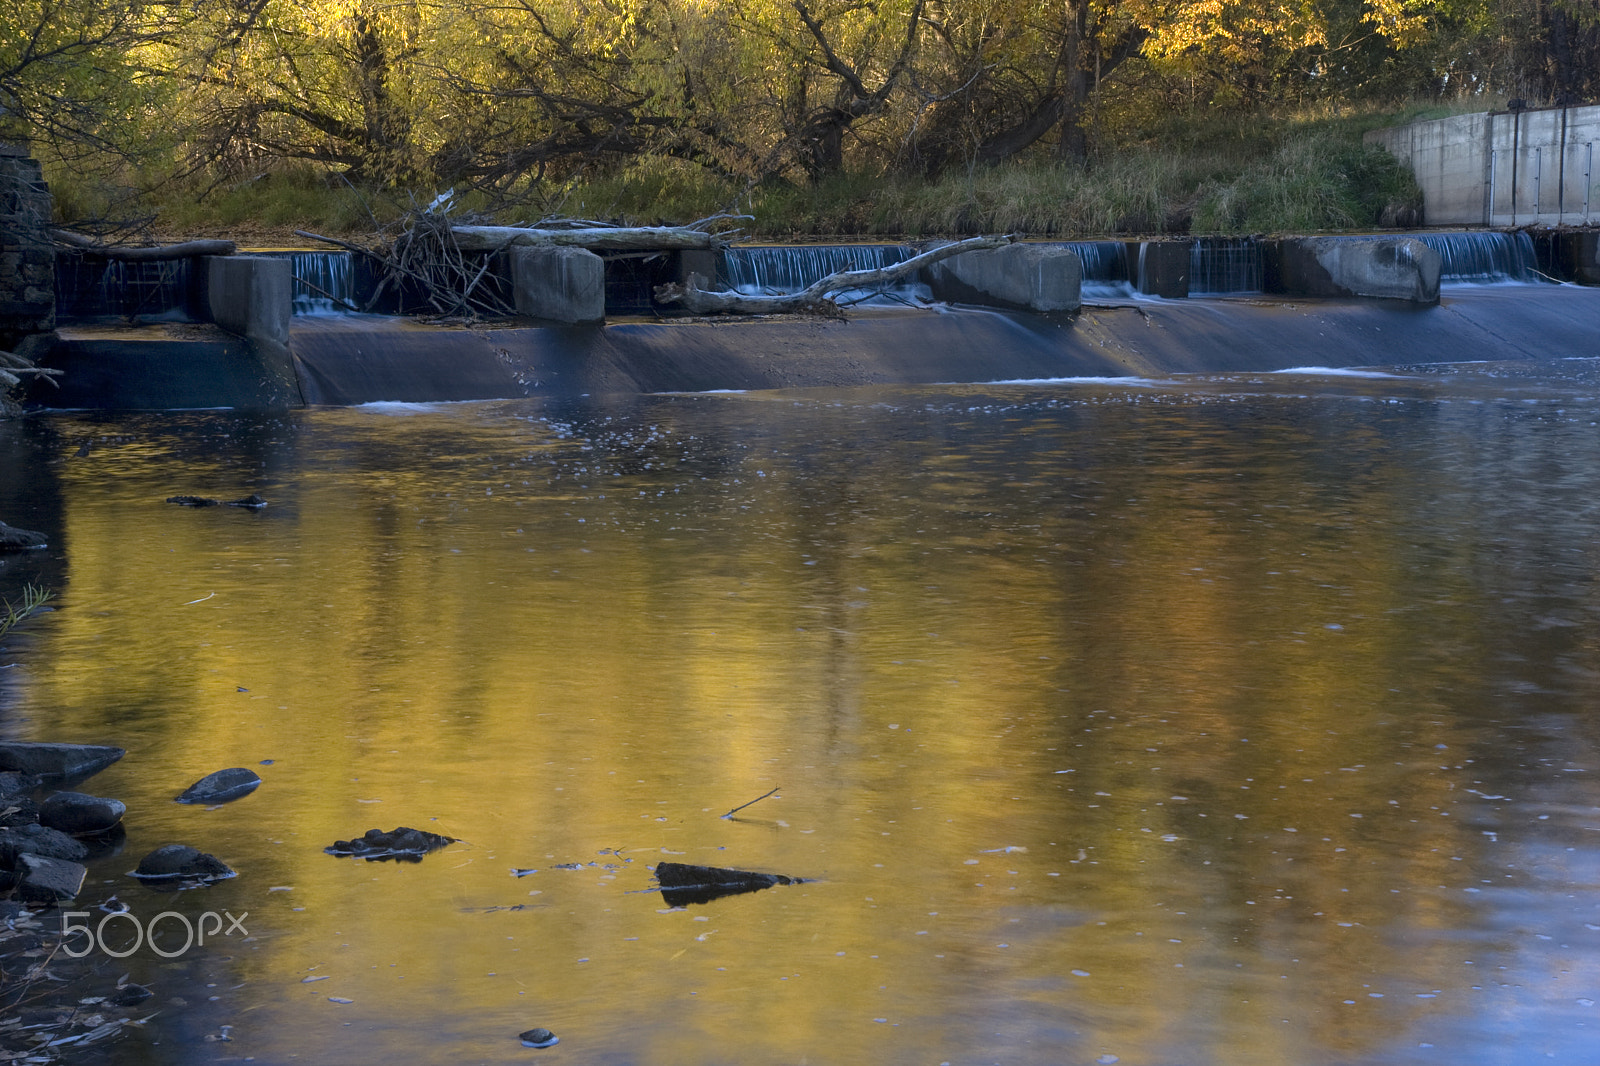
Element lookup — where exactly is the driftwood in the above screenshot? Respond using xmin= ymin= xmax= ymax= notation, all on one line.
xmin=49 ymin=229 xmax=237 ymax=259
xmin=654 ymin=234 xmax=1014 ymax=314
xmin=450 ymin=224 xmax=718 ymax=252
xmin=0 ymin=349 xmax=60 ymax=390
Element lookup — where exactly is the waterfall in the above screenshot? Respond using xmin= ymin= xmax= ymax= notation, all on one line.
xmin=55 ymin=255 xmax=196 ymax=321
xmin=291 ymin=251 xmax=356 ymax=314
xmin=1412 ymin=232 xmax=1540 ymax=283
xmin=1190 ymin=237 xmax=1263 ymax=295
xmin=1058 ymin=241 xmax=1131 ymax=298
xmin=720 ymin=245 xmax=929 ymax=305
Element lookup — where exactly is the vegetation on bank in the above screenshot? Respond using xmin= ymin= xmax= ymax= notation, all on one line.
xmin=5 ymin=0 xmax=1587 ymax=240
xmin=78 ymin=105 xmax=1431 ymax=244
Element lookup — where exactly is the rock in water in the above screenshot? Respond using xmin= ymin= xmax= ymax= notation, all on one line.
xmin=132 ymin=844 xmax=236 ymax=883
xmin=39 ymin=791 xmax=125 ymax=835
xmin=2 ymin=824 xmax=89 ymax=860
xmin=0 ymin=742 xmax=125 ymax=786
xmin=226 ymin=495 xmax=268 ymax=508
xmin=17 ymin=853 xmax=87 ymax=903
xmin=176 ymin=767 xmax=262 ymax=804
xmin=0 ymin=522 xmax=47 ymax=550
xmin=654 ymin=861 xmax=801 ymax=906
xmin=325 ymin=827 xmax=457 ymax=862
xmin=166 ymin=495 xmax=221 ymax=507
xmin=519 ymin=1028 xmax=559 ymax=1048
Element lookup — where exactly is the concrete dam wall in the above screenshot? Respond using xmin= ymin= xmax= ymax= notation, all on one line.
xmin=1367 ymin=104 xmax=1600 ymax=227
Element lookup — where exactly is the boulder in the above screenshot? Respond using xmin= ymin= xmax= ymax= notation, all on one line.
xmin=0 ymin=742 xmax=125 ymax=785
xmin=132 ymin=844 xmax=235 ymax=883
xmin=1 ymin=824 xmax=89 ymax=861
xmin=325 ymin=827 xmax=456 ymax=862
xmin=38 ymin=791 xmax=125 ymax=835
xmin=176 ymin=767 xmax=262 ymax=805
xmin=16 ymin=853 xmax=87 ymax=903
xmin=0 ymin=522 xmax=47 ymax=550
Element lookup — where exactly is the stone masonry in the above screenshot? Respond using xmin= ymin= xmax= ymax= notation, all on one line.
xmin=0 ymin=142 xmax=55 ymax=352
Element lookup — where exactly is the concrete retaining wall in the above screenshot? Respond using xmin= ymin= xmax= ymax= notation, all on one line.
xmin=1368 ymin=105 xmax=1600 ymax=226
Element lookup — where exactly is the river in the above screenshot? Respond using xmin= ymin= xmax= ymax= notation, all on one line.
xmin=2 ymin=357 xmax=1599 ymax=1064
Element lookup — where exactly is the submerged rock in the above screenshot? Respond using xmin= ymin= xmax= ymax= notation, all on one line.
xmin=325 ymin=826 xmax=456 ymax=862
xmin=0 ymin=522 xmax=47 ymax=550
xmin=132 ymin=844 xmax=236 ymax=883
xmin=165 ymin=494 xmax=268 ymax=509
xmin=519 ymin=1028 xmax=559 ymax=1049
xmin=0 ymin=742 xmax=125 ymax=786
xmin=39 ymin=791 xmax=125 ymax=835
xmin=654 ymin=861 xmax=801 ymax=907
xmin=176 ymin=767 xmax=262 ymax=805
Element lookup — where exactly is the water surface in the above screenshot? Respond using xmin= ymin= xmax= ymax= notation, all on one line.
xmin=3 ymin=361 xmax=1600 ymax=1065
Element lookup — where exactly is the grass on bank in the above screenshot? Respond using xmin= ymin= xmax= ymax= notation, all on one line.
xmin=0 ymin=584 xmax=52 ymax=640
xmin=43 ymin=103 xmax=1467 ymax=243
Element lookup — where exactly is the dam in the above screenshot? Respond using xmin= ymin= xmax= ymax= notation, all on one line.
xmin=18 ymin=228 xmax=1600 ymax=411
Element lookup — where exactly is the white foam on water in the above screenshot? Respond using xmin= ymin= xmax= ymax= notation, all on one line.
xmin=1270 ymin=367 xmax=1408 ymax=379
xmin=982 ymin=375 xmax=1168 ymax=387
xmin=354 ymin=401 xmax=444 ymax=414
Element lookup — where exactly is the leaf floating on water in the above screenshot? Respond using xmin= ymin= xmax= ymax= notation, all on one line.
xmin=511 ymin=868 xmax=538 ymax=877
xmin=302 ymin=975 xmax=330 ymax=983
xmin=328 ymin=997 xmax=354 ymax=1004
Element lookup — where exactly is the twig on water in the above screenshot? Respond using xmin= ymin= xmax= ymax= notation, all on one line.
xmin=721 ymin=787 xmax=781 ymax=820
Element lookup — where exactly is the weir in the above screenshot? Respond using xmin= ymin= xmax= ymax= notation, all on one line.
xmin=288 ymin=250 xmax=355 ymax=314
xmin=54 ymin=254 xmax=200 ymax=321
xmin=719 ymin=244 xmax=927 ymax=304
xmin=1190 ymin=237 xmax=1264 ymax=294
xmin=1412 ymin=231 xmax=1541 ymax=282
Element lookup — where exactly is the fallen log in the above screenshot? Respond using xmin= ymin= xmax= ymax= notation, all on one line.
xmin=49 ymin=229 xmax=237 ymax=260
xmin=449 ymin=224 xmax=719 ymax=252
xmin=655 ymin=861 xmax=802 ymax=907
xmin=653 ymin=234 xmax=1014 ymax=315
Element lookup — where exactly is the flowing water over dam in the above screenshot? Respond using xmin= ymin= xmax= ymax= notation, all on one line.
xmin=4 ymin=356 xmax=1600 ymax=1065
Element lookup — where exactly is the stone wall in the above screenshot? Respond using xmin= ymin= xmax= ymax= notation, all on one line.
xmin=0 ymin=142 xmax=55 ymax=351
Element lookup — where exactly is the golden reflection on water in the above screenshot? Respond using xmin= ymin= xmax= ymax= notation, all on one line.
xmin=6 ymin=377 xmax=1600 ymax=1064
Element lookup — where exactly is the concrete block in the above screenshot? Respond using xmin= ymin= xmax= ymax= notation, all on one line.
xmin=511 ymin=246 xmax=605 ymax=324
xmin=206 ymin=255 xmax=291 ymax=347
xmin=1136 ymin=241 xmax=1191 ymax=298
xmin=1557 ymin=231 xmax=1600 ymax=285
xmin=924 ymin=242 xmax=1081 ymax=312
xmin=1271 ymin=237 xmax=1441 ymax=304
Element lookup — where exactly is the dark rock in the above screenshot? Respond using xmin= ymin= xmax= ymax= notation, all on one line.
xmin=655 ymin=861 xmax=801 ymax=907
xmin=17 ymin=853 xmax=87 ymax=903
xmin=2 ymin=824 xmax=89 ymax=861
xmin=0 ymin=771 xmax=42 ymax=797
xmin=0 ymin=742 xmax=125 ymax=786
xmin=38 ymin=791 xmax=125 ymax=836
xmin=166 ymin=496 xmax=220 ymax=507
xmin=519 ymin=1028 xmax=559 ymax=1048
xmin=0 ymin=795 xmax=39 ymax=828
xmin=176 ymin=767 xmax=262 ymax=805
xmin=325 ymin=827 xmax=456 ymax=862
xmin=110 ymin=983 xmax=154 ymax=1007
xmin=226 ymin=494 xmax=267 ymax=509
xmin=0 ymin=522 xmax=47 ymax=551
xmin=132 ymin=844 xmax=236 ymax=883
